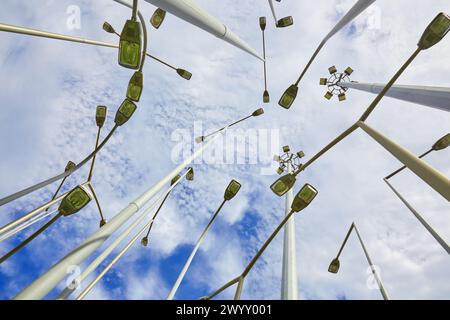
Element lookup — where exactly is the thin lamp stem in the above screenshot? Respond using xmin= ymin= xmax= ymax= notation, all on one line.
xmin=0 ymin=212 xmax=63 ymax=264
xmin=359 ymin=48 xmax=422 ymax=122
xmin=144 ymin=190 xmax=172 ymax=239
xmin=87 ymin=126 xmax=102 ymax=182
xmin=45 ymin=176 xmax=67 ymax=212
xmin=87 ymin=183 xmax=105 ymax=222
xmin=335 ymin=223 xmax=355 ymax=259
xmin=262 ymin=30 xmax=267 ymax=91
xmin=385 ymin=149 xmax=433 ymax=180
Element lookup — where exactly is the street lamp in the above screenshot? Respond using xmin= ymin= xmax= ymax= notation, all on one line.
xmin=150 ymin=8 xmax=166 ymax=29
xmin=87 ymin=106 xmax=109 ymax=227
xmin=141 ymin=169 xmax=194 ymax=247
xmin=278 ymin=0 xmax=376 ymax=109
xmin=260 ymin=17 xmax=270 ymax=103
xmin=0 ymin=185 xmax=92 ymax=265
xmin=417 ymin=13 xmax=450 ymax=50
xmin=203 ymin=183 xmax=318 ymax=300
xmin=267 ymin=0 xmax=294 ymax=28
xmin=167 ymin=180 xmax=242 ymax=300
xmin=103 ymin=21 xmax=192 ymax=80
xmin=272 ymin=12 xmax=450 ymax=197
xmin=328 ymin=222 xmax=390 ymax=300
xmin=195 ymin=108 xmax=264 ymax=143
xmin=273 ymin=145 xmax=305 ymax=299
xmin=127 ymin=71 xmax=144 ymax=102
xmin=382 ymin=133 xmax=450 ymax=254
xmin=44 ymin=161 xmax=76 ymax=212
xmin=115 ymin=99 xmax=137 ymax=126
xmin=118 ymin=0 xmax=142 ymax=69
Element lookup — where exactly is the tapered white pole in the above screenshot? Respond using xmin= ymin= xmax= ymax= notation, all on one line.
xmin=353 ymin=224 xmax=390 ymax=300
xmin=166 ymin=200 xmax=226 ymax=300
xmin=143 ymin=0 xmax=263 ymax=61
xmin=358 ymin=121 xmax=450 ymax=202
xmin=339 ymin=82 xmax=450 ymax=112
xmin=281 ymin=163 xmax=298 ymax=300
xmin=15 ymin=132 xmax=224 ymax=300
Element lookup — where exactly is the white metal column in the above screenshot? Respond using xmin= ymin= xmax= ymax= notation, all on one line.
xmin=281 ymin=163 xmax=298 ymax=300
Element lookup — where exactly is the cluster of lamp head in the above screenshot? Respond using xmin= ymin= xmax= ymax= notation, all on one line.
xmin=319 ymin=66 xmax=353 ymax=102
xmin=278 ymin=12 xmax=450 ymax=109
xmin=273 ymin=145 xmax=305 ymax=175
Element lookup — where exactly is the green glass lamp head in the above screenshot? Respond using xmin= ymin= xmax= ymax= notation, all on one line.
xmin=252 ymin=108 xmax=265 ymax=117
xmin=320 ymin=78 xmax=328 ymax=86
xmin=186 ymin=168 xmax=194 ymax=181
xmin=278 ymin=85 xmax=298 ymax=109
xmin=291 ymin=183 xmax=318 ymax=212
xmin=96 ymin=106 xmax=107 ymax=127
xmin=150 ymin=8 xmax=166 ymax=29
xmin=276 ymin=16 xmax=293 ymax=28
xmin=176 ymin=69 xmax=192 ymax=80
xmin=127 ymin=71 xmax=144 ymax=102
xmin=259 ymin=17 xmax=267 ymax=31
xmin=277 ymin=167 xmax=285 ymax=175
xmin=65 ymin=161 xmax=76 ymax=172
xmin=344 ymin=67 xmax=354 ymax=75
xmin=103 ymin=21 xmax=116 ymax=34
xmin=171 ymin=174 xmax=181 ymax=186
xmin=224 ymin=180 xmax=241 ymax=201
xmin=195 ymin=136 xmax=205 ymax=144
xmin=99 ymin=219 xmax=107 ymax=227
xmin=115 ymin=99 xmax=137 ymax=126
xmin=328 ymin=66 xmax=337 ymax=74
xmin=432 ymin=133 xmax=450 ymax=150
xmin=324 ymin=92 xmax=333 ymax=100
xmin=263 ymin=90 xmax=270 ymax=103
xmin=141 ymin=237 xmax=149 ymax=247
xmin=283 ymin=145 xmax=290 ymax=153
xmin=119 ymin=20 xmax=142 ymax=69
xmin=297 ymin=150 xmax=305 ymax=158
xmin=338 ymin=93 xmax=346 ymax=102
xmin=418 ymin=13 xmax=450 ymax=49
xmin=328 ymin=258 xmax=340 ymax=274
xmin=58 ymin=186 xmax=92 ymax=216
xmin=270 ymin=173 xmax=296 ymax=197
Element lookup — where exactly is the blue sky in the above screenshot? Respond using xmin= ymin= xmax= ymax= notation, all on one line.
xmin=0 ymin=0 xmax=449 ymax=300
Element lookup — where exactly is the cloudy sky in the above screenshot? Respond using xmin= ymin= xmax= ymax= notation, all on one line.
xmin=0 ymin=0 xmax=449 ymax=300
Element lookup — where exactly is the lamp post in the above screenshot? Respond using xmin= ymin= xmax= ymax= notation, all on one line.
xmin=328 ymin=222 xmax=390 ymax=300
xmin=103 ymin=21 xmax=192 ymax=80
xmin=382 ymin=133 xmax=450 ymax=254
xmin=142 ymin=0 xmax=263 ymax=60
xmin=318 ymin=66 xmax=450 ymax=112
xmin=278 ymin=0 xmax=376 ymax=109
xmin=273 ymin=146 xmax=305 ymax=300
xmin=56 ymin=168 xmax=193 ymax=300
xmin=15 ymin=129 xmax=225 ymax=300
xmin=0 ymin=22 xmax=192 ymax=80
xmin=260 ymin=17 xmax=270 ymax=103
xmin=0 ymin=185 xmax=92 ymax=265
xmin=0 ymin=86 xmax=142 ymax=207
xmin=195 ymin=108 xmax=264 ymax=143
xmin=166 ymin=180 xmax=242 ymax=300
xmin=343 ymin=82 xmax=450 ymax=112
xmin=203 ymin=184 xmax=318 ymax=300
xmin=141 ymin=168 xmax=194 ymax=246
xmin=272 ymin=12 xmax=450 ymax=198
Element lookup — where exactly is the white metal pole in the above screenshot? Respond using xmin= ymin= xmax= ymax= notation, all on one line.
xmin=143 ymin=0 xmax=264 ymax=61
xmin=268 ymin=0 xmax=279 ymax=25
xmin=339 ymin=82 xmax=450 ymax=112
xmin=353 ymin=224 xmax=390 ymax=300
xmin=56 ymin=171 xmax=188 ymax=300
xmin=357 ymin=121 xmax=450 ymax=202
xmin=383 ymin=178 xmax=450 ymax=254
xmin=15 ymin=132 xmax=224 ymax=300
xmin=166 ymin=199 xmax=226 ymax=300
xmin=281 ymin=163 xmax=298 ymax=300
